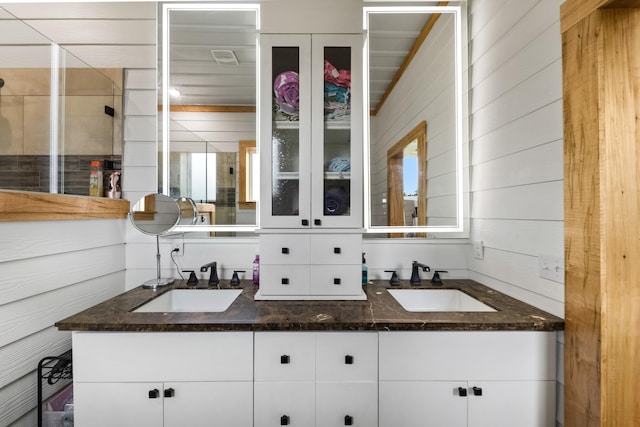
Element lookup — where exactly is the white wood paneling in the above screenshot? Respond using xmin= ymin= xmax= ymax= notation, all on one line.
xmin=0 ymin=217 xmax=126 ymax=426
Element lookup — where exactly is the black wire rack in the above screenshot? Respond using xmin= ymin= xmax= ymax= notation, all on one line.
xmin=37 ymin=350 xmax=73 ymax=427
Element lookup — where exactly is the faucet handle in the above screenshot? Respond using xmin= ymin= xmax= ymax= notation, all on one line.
xmin=431 ymin=270 xmax=448 ymax=285
xmin=231 ymin=270 xmax=245 ymax=286
xmin=384 ymin=270 xmax=400 ymax=286
xmin=182 ymin=270 xmax=198 ymax=285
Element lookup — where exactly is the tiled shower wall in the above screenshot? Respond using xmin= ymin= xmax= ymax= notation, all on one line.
xmin=0 ymin=155 xmax=121 ymax=196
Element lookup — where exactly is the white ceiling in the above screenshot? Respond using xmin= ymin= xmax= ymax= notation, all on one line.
xmin=0 ymin=2 xmax=432 ymax=111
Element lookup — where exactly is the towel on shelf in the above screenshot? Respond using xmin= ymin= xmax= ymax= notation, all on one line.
xmin=273 ymin=71 xmax=300 ymax=117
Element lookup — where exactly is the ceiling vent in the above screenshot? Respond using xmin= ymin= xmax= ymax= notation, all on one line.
xmin=211 ymin=50 xmax=239 ymax=65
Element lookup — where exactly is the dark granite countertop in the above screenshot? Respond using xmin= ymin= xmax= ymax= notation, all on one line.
xmin=55 ymin=279 xmax=564 ymax=332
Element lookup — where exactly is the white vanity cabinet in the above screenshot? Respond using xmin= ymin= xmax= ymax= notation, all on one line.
xmin=378 ymin=331 xmax=557 ymax=427
xmin=257 ymin=233 xmax=364 ymax=299
xmin=259 ymin=33 xmax=363 ymax=230
xmin=72 ymin=332 xmax=254 ymax=427
xmin=254 ymin=332 xmax=378 ymax=427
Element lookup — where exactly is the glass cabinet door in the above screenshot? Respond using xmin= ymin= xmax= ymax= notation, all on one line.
xmin=260 ymin=34 xmax=362 ymax=229
xmin=260 ymin=35 xmax=311 ymax=228
xmin=311 ymin=35 xmax=363 ymax=228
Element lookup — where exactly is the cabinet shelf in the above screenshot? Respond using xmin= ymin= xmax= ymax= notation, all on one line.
xmin=273 ymin=120 xmax=351 ymax=130
xmin=274 ymin=171 xmax=351 ymax=180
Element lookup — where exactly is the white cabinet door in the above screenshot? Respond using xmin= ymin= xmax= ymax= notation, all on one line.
xmin=254 ymin=382 xmax=316 ymax=427
xmin=379 ymin=381 xmax=467 ymax=427
xmin=310 ymin=34 xmax=363 ymax=229
xmin=260 ymin=34 xmax=312 ymax=229
xmin=164 ymin=382 xmax=253 ymax=427
xmin=74 ymin=382 xmax=164 ymax=427
xmin=316 ymin=382 xmax=378 ymax=427
xmin=467 ymin=381 xmax=555 ymax=427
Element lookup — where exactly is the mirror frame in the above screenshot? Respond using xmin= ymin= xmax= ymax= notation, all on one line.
xmin=363 ymin=4 xmax=468 ymax=235
xmin=160 ymin=2 xmax=261 ymax=233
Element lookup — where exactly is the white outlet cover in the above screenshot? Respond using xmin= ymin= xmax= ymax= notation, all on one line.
xmin=473 ymin=240 xmax=484 ymax=260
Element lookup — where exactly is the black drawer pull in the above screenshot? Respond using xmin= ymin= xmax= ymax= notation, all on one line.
xmin=281 ymin=247 xmax=289 ymax=254
xmin=314 ymin=219 xmax=322 ymax=226
xmin=281 ymin=415 xmax=290 ymax=425
xmin=334 ymin=278 xmax=341 ymax=285
xmin=472 ymin=386 xmax=483 ymax=396
xmin=302 ymin=219 xmax=309 ymax=226
xmin=164 ymin=388 xmax=175 ymax=398
xmin=280 ymin=354 xmax=290 ymax=364
xmin=281 ymin=278 xmax=290 ymax=285
xmin=148 ymin=389 xmax=159 ymax=399
xmin=345 ymin=355 xmax=354 ymax=364
xmin=334 ymin=247 xmax=341 ymax=254
xmin=344 ymin=415 xmax=353 ymax=425
xmin=458 ymin=387 xmax=467 ymax=397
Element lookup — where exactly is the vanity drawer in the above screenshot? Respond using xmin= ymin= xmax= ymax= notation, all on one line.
xmin=73 ymin=332 xmax=253 ymax=382
xmin=309 ymin=234 xmax=362 ymax=265
xmin=255 ymin=332 xmax=316 ymax=382
xmin=259 ymin=265 xmax=311 ymax=295
xmin=260 ymin=234 xmax=310 ymax=265
xmin=309 ymin=265 xmax=362 ymax=296
xmin=316 ymin=332 xmax=378 ymax=382
xmin=254 ymin=382 xmax=315 ymax=427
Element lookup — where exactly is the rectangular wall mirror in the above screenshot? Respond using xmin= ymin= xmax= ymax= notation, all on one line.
xmin=159 ymin=3 xmax=259 ymax=233
xmin=0 ymin=4 xmax=123 ymax=196
xmin=364 ymin=4 xmax=467 ymax=236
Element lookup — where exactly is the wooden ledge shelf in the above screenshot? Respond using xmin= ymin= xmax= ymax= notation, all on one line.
xmin=0 ymin=190 xmax=130 ymax=222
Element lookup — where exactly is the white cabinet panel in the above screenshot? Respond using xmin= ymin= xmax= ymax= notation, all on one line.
xmin=309 ymin=234 xmax=362 ymax=264
xmin=164 ymin=382 xmax=253 ymax=427
xmin=259 ymin=265 xmax=312 ymax=296
xmin=467 ymin=381 xmax=555 ymax=427
xmin=260 ymin=234 xmax=311 ymax=264
xmin=74 ymin=382 xmax=164 ymax=427
xmin=316 ymin=332 xmax=378 ymax=382
xmin=379 ymin=381 xmax=468 ymax=427
xmin=254 ymin=382 xmax=316 ymax=427
xmin=379 ymin=331 xmax=556 ymax=381
xmin=316 ymin=382 xmax=378 ymax=427
xmin=255 ymin=332 xmax=316 ymax=382
xmin=310 ymin=265 xmax=362 ymax=296
xmin=73 ymin=331 xmax=253 ymax=382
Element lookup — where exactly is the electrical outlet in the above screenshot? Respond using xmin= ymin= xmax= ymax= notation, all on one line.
xmin=538 ymin=254 xmax=564 ymax=283
xmin=171 ymin=241 xmax=184 ymax=256
xmin=473 ymin=240 xmax=484 ymax=260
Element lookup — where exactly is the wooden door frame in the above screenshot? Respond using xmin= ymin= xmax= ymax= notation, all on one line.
xmin=386 ymin=121 xmax=427 ymax=235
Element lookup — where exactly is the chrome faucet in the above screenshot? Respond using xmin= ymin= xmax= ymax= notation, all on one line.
xmin=200 ymin=262 xmax=220 ymax=287
xmin=410 ymin=261 xmax=431 ymax=285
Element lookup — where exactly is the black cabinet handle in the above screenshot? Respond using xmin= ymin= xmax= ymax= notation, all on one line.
xmin=345 ymin=355 xmax=354 ymax=365
xmin=334 ymin=247 xmax=341 ymax=254
xmin=281 ymin=278 xmax=290 ymax=285
xmin=302 ymin=219 xmax=309 ymax=226
xmin=458 ymin=387 xmax=467 ymax=397
xmin=472 ymin=386 xmax=483 ymax=396
xmin=333 ymin=278 xmax=341 ymax=285
xmin=280 ymin=354 xmax=290 ymax=364
xmin=344 ymin=415 xmax=353 ymax=425
xmin=281 ymin=247 xmax=289 ymax=254
xmin=280 ymin=415 xmax=290 ymax=425
xmin=164 ymin=388 xmax=175 ymax=398
xmin=148 ymin=389 xmax=160 ymax=399
xmin=314 ymin=219 xmax=322 ymax=226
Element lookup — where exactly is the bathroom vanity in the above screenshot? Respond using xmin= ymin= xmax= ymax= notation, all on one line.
xmin=57 ymin=280 xmax=563 ymax=427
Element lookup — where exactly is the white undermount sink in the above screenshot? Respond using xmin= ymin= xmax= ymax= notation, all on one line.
xmin=388 ymin=289 xmax=496 ymax=312
xmin=133 ymin=289 xmax=242 ymax=313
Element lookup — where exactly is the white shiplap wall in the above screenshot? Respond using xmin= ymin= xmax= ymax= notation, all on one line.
xmin=468 ymin=0 xmax=564 ymax=316
xmin=468 ymin=1 xmax=565 ymax=425
xmin=0 ymin=219 xmax=126 ymax=427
